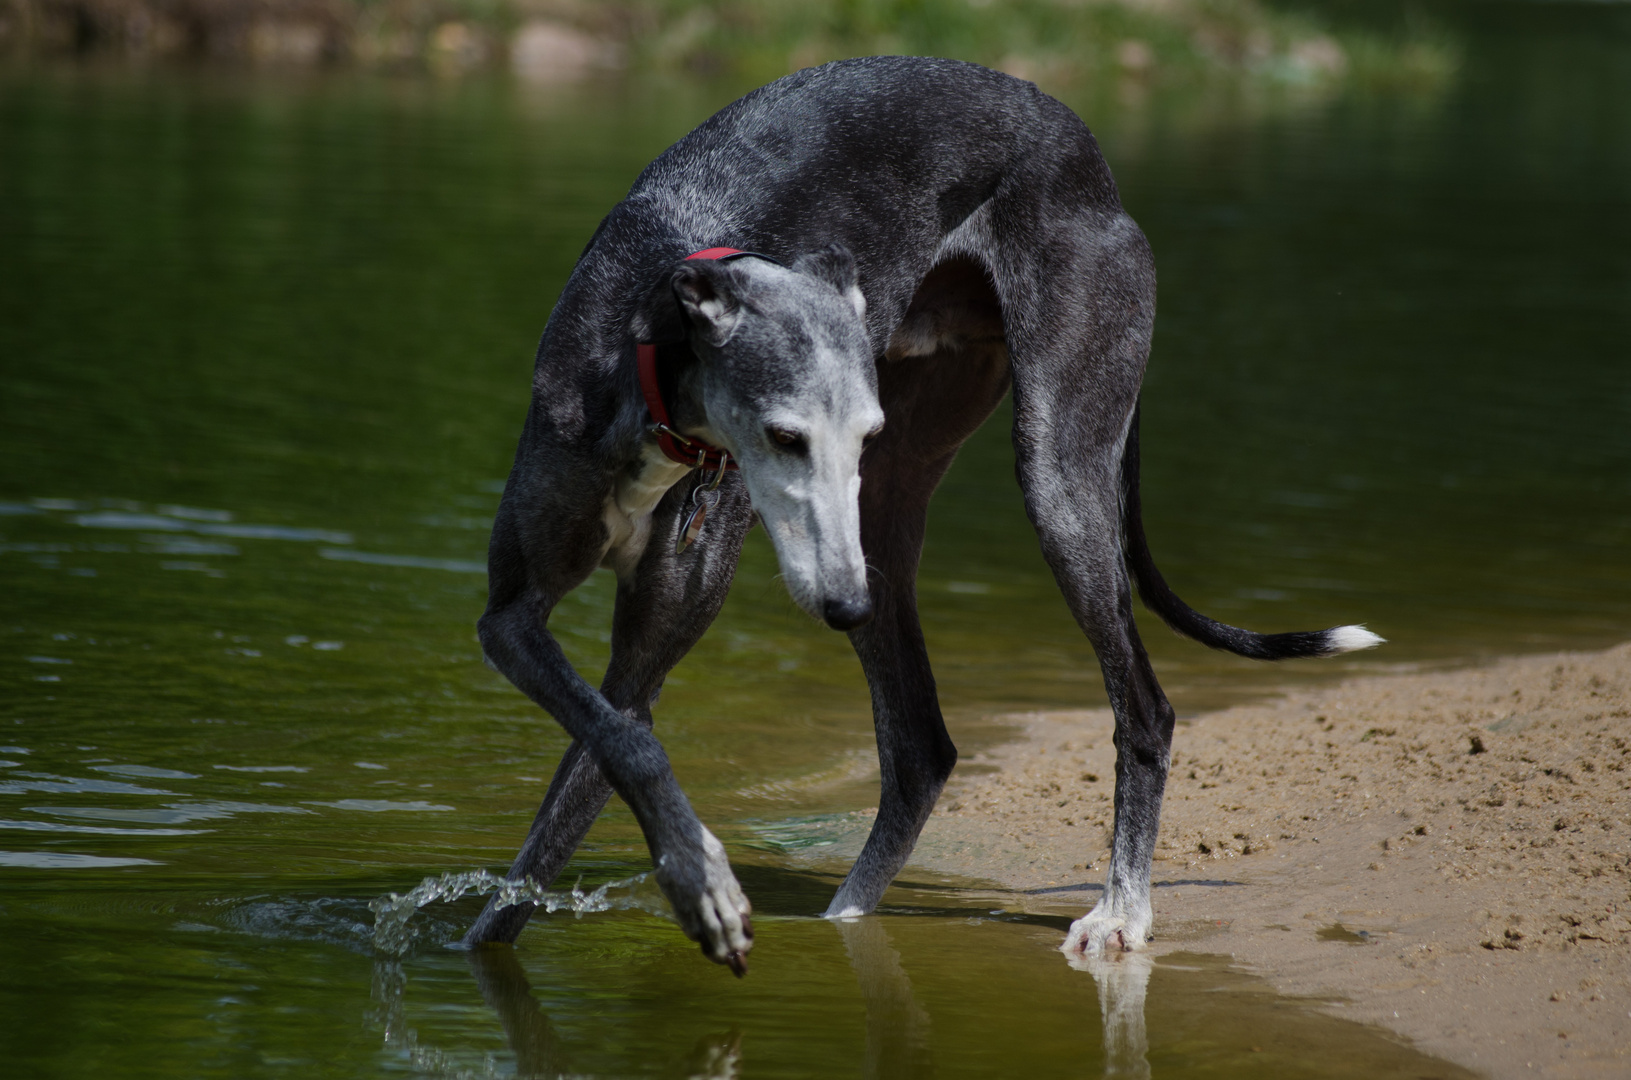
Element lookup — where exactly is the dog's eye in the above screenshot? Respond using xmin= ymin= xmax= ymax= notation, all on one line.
xmin=862 ymin=426 xmax=883 ymax=446
xmin=769 ymin=428 xmax=801 ymax=448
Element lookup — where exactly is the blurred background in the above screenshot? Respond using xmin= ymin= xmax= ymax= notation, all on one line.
xmin=0 ymin=2 xmax=1627 ymax=1077
xmin=1 ymin=0 xmax=1457 ymax=89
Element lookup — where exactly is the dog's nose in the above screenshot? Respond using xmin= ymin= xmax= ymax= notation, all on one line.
xmin=823 ymin=596 xmax=873 ymax=631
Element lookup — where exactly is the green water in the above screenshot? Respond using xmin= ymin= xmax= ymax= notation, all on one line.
xmin=0 ymin=2 xmax=1626 ymax=1075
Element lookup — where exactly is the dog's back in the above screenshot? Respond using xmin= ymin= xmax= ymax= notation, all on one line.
xmin=549 ymin=57 xmax=1127 ymax=389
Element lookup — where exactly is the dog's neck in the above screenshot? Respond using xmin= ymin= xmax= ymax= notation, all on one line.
xmin=664 ymin=351 xmax=723 ymax=447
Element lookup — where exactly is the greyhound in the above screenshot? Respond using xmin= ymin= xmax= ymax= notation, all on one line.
xmin=464 ymin=56 xmax=1380 ymax=973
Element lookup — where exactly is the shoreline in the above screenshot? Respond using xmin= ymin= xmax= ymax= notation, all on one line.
xmin=910 ymin=642 xmax=1631 ymax=1078
xmin=0 ymin=1 xmax=1451 ymax=92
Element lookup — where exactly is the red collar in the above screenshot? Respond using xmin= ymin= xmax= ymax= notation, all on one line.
xmin=637 ymin=247 xmax=756 ymax=471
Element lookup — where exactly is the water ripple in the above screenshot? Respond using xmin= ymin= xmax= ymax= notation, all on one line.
xmin=31 ymin=801 xmax=314 ymax=823
xmin=307 ymin=800 xmax=454 ymax=812
xmin=0 ymin=774 xmax=174 ymax=796
xmin=0 ymin=850 xmax=160 ymax=868
xmin=0 ymin=818 xmax=207 ymax=836
xmin=318 ymin=548 xmax=484 ymax=573
xmin=70 ymin=511 xmax=351 ymax=544
xmin=90 ymin=764 xmax=199 ymax=780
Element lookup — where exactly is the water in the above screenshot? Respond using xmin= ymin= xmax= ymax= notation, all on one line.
xmin=0 ymin=2 xmax=1626 ymax=1075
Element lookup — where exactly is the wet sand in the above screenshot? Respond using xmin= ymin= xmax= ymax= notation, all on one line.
xmin=912 ymin=642 xmax=1631 ymax=1078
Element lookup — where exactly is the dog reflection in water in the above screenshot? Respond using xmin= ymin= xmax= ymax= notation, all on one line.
xmin=467 ymin=948 xmax=742 ymax=1079
xmin=1070 ymin=951 xmax=1155 ymax=1080
xmin=371 ymin=925 xmax=1150 ymax=1078
xmin=370 ymin=952 xmax=740 ymax=1079
xmin=836 ymin=917 xmax=935 ymax=1079
xmin=464 ymin=948 xmax=575 ymax=1079
xmin=835 ymin=917 xmax=1151 ymax=1080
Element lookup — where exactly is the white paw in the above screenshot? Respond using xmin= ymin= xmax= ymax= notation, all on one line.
xmin=1061 ymin=905 xmax=1150 ymax=957
xmin=656 ymin=828 xmax=754 ymax=975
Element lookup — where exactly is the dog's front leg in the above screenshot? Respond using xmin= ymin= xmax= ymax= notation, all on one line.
xmin=467 ymin=478 xmax=753 ymax=947
xmin=478 ymin=597 xmax=753 ymax=972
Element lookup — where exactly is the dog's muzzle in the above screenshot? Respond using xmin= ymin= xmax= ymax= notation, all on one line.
xmin=822 ymin=596 xmax=873 ymax=631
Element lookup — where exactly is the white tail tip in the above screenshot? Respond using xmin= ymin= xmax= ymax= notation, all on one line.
xmin=1327 ymin=625 xmax=1385 ymax=654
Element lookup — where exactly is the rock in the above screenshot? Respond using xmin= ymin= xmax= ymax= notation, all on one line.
xmin=1117 ymin=40 xmax=1155 ymax=74
xmin=247 ymin=21 xmax=328 ymax=65
xmin=1290 ymin=36 xmax=1348 ymax=78
xmin=510 ymin=20 xmax=620 ymax=84
xmin=430 ymin=22 xmax=489 ymax=69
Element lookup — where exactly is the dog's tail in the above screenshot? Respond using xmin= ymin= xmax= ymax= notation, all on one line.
xmin=1119 ymin=403 xmax=1383 ymax=660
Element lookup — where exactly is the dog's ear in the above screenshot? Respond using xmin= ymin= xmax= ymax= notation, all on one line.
xmin=631 ymin=273 xmax=688 ymax=345
xmin=794 ymin=244 xmax=865 ymax=320
xmin=672 ymin=261 xmax=744 ymax=348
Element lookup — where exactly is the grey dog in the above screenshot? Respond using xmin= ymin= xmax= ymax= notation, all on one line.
xmin=464 ymin=56 xmax=1380 ymax=973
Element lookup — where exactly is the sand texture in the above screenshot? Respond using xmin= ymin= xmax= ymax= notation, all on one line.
xmin=912 ymin=642 xmax=1631 ymax=1078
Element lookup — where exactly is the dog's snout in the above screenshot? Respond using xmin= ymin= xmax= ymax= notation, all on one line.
xmin=823 ymin=596 xmax=873 ymax=631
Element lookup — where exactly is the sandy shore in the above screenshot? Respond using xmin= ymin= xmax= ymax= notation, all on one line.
xmin=911 ymin=642 xmax=1631 ymax=1078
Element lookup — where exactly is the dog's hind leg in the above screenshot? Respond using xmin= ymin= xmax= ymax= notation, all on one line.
xmin=1046 ymin=531 xmax=1172 ymax=957
xmin=1017 ymin=412 xmax=1172 ymax=953
xmin=824 ymin=288 xmax=1011 ymax=917
xmin=1021 ymin=436 xmax=1173 ymax=953
xmin=997 ymin=208 xmax=1172 ymax=953
xmin=464 ymin=473 xmax=753 ymax=949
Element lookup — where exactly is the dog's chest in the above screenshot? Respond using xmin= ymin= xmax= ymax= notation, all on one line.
xmin=600 ymin=444 xmax=693 ymax=575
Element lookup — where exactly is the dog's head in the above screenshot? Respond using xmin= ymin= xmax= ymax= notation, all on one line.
xmin=652 ymin=245 xmax=882 ymax=630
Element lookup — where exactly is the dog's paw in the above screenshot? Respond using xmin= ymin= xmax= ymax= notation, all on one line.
xmin=655 ymin=827 xmax=754 ymax=975
xmin=1061 ymin=905 xmax=1150 ymax=957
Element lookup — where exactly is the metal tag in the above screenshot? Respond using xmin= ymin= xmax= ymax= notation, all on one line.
xmin=677 ymin=456 xmax=730 ymax=555
xmin=677 ymin=499 xmax=708 ymax=554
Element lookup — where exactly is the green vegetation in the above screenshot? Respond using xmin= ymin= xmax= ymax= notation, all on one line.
xmin=2 ymin=0 xmax=1458 ymax=95
xmin=613 ymin=0 xmax=1457 ymax=91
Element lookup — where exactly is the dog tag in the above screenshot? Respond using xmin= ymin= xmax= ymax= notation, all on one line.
xmin=677 ymin=499 xmax=708 ymax=554
xmin=677 ymin=458 xmax=729 ymax=555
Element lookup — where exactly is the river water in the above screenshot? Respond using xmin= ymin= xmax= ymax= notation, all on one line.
xmin=1 ymin=2 xmax=1625 ymax=1076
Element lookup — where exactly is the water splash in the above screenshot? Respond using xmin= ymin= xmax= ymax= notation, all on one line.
xmin=369 ymin=869 xmax=664 ymax=955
